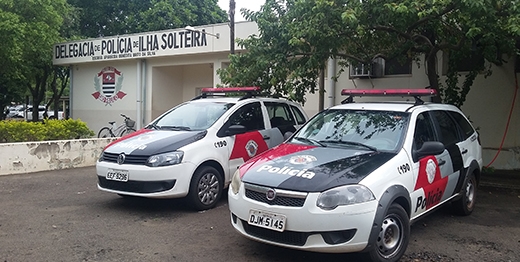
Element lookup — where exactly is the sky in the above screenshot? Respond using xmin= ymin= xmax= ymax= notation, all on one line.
xmin=217 ymin=0 xmax=264 ymax=22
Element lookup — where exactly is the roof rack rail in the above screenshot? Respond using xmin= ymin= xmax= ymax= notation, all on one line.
xmin=191 ymin=87 xmax=261 ymax=101
xmin=340 ymin=89 xmax=437 ymax=105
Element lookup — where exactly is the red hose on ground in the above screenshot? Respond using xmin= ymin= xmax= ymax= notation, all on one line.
xmin=485 ymin=71 xmax=519 ymax=168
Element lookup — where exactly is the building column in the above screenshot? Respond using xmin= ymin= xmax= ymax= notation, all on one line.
xmin=213 ymin=61 xmax=223 ymax=87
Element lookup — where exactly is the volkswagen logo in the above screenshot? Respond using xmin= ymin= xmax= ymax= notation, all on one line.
xmin=266 ymin=188 xmax=276 ymax=201
xmin=117 ymin=154 xmax=126 ymax=165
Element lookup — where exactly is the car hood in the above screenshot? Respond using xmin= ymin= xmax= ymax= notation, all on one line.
xmin=104 ymin=129 xmax=207 ymax=155
xmin=240 ymin=143 xmax=396 ymax=192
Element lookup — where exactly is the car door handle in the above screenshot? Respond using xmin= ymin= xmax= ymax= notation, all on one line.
xmin=263 ymin=135 xmax=270 ymax=140
xmin=438 ymin=159 xmax=446 ymax=166
xmin=461 ymin=149 xmax=468 ymax=154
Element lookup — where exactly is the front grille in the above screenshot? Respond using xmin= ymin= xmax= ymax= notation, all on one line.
xmin=98 ymin=176 xmax=176 ymax=193
xmin=241 ymin=219 xmax=309 ymax=246
xmin=244 ymin=183 xmax=307 ymax=207
xmin=102 ymin=152 xmax=149 ymax=165
xmin=245 ymin=190 xmax=306 ymax=207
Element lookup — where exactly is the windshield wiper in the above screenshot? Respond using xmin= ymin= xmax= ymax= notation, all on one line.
xmin=147 ymin=123 xmax=161 ymax=130
xmin=320 ymin=140 xmax=378 ymax=152
xmin=293 ymin=137 xmax=327 ymax=147
xmin=161 ymin=126 xmax=192 ymax=131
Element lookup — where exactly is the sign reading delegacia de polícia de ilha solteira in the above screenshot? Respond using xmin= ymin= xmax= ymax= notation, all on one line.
xmin=54 ymin=29 xmax=212 ymax=64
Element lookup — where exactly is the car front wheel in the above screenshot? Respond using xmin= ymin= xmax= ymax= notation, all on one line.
xmin=364 ymin=203 xmax=410 ymax=262
xmin=187 ymin=166 xmax=223 ymax=211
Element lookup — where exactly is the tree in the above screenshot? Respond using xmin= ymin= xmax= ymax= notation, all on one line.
xmin=68 ymin=0 xmax=228 ymax=38
xmin=0 ymin=0 xmax=73 ymax=121
xmin=219 ymin=0 xmax=520 ymax=107
xmin=0 ymin=0 xmax=28 ymax=119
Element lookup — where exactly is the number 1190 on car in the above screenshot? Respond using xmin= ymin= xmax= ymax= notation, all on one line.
xmin=248 ymin=209 xmax=286 ymax=232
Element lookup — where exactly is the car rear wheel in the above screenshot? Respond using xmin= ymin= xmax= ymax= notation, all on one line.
xmin=364 ymin=204 xmax=409 ymax=262
xmin=451 ymin=173 xmax=477 ymax=216
xmin=187 ymin=166 xmax=223 ymax=211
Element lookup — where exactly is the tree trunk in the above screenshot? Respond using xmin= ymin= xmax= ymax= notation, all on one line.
xmin=28 ymin=65 xmax=51 ymax=121
xmin=426 ymin=48 xmax=442 ymax=103
xmin=318 ymin=68 xmax=325 ymax=112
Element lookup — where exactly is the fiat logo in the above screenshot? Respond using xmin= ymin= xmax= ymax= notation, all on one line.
xmin=266 ymin=188 xmax=276 ymax=201
xmin=117 ymin=154 xmax=126 ymax=165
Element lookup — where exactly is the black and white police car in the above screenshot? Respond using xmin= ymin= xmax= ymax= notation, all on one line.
xmin=228 ymin=89 xmax=482 ymax=262
xmin=96 ymin=87 xmax=308 ymax=210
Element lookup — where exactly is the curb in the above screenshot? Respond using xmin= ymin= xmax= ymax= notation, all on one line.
xmin=480 ymin=171 xmax=520 ymax=191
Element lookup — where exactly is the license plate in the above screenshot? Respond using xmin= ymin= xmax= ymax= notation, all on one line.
xmin=106 ymin=169 xmax=129 ymax=182
xmin=248 ymin=209 xmax=286 ymax=232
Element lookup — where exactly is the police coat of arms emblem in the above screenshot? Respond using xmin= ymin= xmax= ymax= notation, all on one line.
xmin=92 ymin=66 xmax=126 ymax=105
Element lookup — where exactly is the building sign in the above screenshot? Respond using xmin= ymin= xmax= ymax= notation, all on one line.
xmin=53 ymin=28 xmax=214 ymax=65
xmin=93 ymin=67 xmax=126 ymax=105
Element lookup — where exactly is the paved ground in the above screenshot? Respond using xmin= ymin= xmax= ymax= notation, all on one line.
xmin=0 ymin=167 xmax=518 ymax=262
xmin=480 ymin=169 xmax=520 ymax=190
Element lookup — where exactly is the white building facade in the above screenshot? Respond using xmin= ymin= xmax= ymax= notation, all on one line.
xmin=53 ymin=21 xmax=520 ymax=170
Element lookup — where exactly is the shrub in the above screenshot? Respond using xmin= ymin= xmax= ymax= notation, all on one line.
xmin=0 ymin=119 xmax=95 ymax=143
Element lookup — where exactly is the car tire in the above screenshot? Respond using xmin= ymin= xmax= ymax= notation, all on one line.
xmin=187 ymin=166 xmax=223 ymax=211
xmin=364 ymin=203 xmax=410 ymax=262
xmin=451 ymin=172 xmax=477 ymax=216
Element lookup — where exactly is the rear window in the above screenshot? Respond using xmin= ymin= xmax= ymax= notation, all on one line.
xmin=448 ymin=111 xmax=475 ymax=140
xmin=432 ymin=111 xmax=459 ymax=146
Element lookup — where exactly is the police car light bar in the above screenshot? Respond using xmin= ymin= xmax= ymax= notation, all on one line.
xmin=341 ymin=89 xmax=437 ymax=96
xmin=201 ymin=87 xmax=261 ymax=93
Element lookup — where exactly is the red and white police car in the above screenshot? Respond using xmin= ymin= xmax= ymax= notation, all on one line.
xmin=96 ymin=87 xmax=308 ymax=210
xmin=228 ymin=89 xmax=482 ymax=262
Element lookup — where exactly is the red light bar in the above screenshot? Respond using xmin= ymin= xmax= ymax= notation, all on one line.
xmin=201 ymin=87 xmax=261 ymax=93
xmin=341 ymin=89 xmax=437 ymax=96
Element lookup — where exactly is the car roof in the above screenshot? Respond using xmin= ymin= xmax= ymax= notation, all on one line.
xmin=329 ymin=101 xmax=461 ymax=113
xmin=187 ymin=96 xmax=301 ymax=106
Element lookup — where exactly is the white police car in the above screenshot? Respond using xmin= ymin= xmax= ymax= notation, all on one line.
xmin=228 ymin=89 xmax=482 ymax=262
xmin=96 ymin=87 xmax=308 ymax=210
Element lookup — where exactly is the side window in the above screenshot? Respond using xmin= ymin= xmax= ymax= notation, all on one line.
xmin=432 ymin=111 xmax=460 ymax=146
xmin=290 ymin=105 xmax=307 ymax=124
xmin=447 ymin=111 xmax=475 ymax=140
xmin=228 ymin=102 xmax=264 ymax=132
xmin=414 ymin=112 xmax=436 ymax=150
xmin=264 ymin=102 xmax=296 ymax=127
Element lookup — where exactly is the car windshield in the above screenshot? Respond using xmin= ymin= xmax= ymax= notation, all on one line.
xmin=151 ymin=101 xmax=235 ymax=131
xmin=291 ymin=109 xmax=409 ymax=151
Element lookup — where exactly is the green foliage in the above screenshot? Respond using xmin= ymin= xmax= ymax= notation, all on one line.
xmin=68 ymin=0 xmax=228 ymax=38
xmin=0 ymin=0 xmax=73 ymax=121
xmin=220 ymin=0 xmax=520 ymax=107
xmin=0 ymin=119 xmax=95 ymax=143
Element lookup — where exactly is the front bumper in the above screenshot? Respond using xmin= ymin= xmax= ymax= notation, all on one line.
xmin=96 ymin=160 xmax=196 ymax=198
xmin=228 ymin=182 xmax=378 ymax=253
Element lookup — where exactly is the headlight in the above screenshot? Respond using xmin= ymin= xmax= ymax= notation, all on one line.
xmin=98 ymin=152 xmax=104 ymax=162
xmin=146 ymin=151 xmax=184 ymax=167
xmin=230 ymin=169 xmax=242 ymax=195
xmin=316 ymin=185 xmax=375 ymax=210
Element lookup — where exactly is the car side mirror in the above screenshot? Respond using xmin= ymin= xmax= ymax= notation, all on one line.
xmin=226 ymin=125 xmax=247 ymax=136
xmin=413 ymin=141 xmax=445 ymax=161
xmin=283 ymin=131 xmax=293 ymax=141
